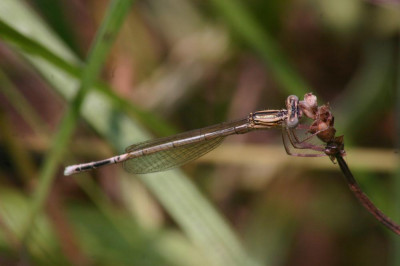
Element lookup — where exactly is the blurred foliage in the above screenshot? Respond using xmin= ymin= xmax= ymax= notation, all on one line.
xmin=0 ymin=0 xmax=400 ymax=265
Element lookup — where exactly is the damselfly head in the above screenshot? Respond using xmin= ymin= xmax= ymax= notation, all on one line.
xmin=285 ymin=95 xmax=300 ymax=128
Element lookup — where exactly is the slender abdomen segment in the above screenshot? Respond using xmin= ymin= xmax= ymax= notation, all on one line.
xmin=64 ymin=154 xmax=129 ymax=175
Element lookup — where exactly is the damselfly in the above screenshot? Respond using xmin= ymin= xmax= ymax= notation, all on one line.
xmin=65 ymin=93 xmax=400 ymax=236
xmin=64 ymin=94 xmax=327 ymax=176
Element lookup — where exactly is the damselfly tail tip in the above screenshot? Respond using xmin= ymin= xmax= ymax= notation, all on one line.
xmin=64 ymin=166 xmax=76 ymax=176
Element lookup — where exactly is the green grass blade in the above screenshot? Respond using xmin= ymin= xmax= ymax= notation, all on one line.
xmin=0 ymin=19 xmax=176 ymax=136
xmin=18 ymin=0 xmax=135 ymax=243
xmin=334 ymin=41 xmax=394 ymax=135
xmin=209 ymin=0 xmax=308 ymax=96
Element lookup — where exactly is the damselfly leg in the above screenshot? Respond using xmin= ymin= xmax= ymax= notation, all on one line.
xmin=287 ymin=124 xmax=328 ymax=148
xmin=282 ymin=125 xmax=327 ymax=157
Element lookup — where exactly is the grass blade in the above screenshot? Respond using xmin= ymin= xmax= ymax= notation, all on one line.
xmin=209 ymin=0 xmax=308 ymax=96
xmin=18 ymin=0 xmax=135 ymax=243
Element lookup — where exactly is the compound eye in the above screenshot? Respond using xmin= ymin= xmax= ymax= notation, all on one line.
xmin=286 ymin=95 xmax=299 ymax=110
xmin=286 ymin=116 xmax=298 ymax=128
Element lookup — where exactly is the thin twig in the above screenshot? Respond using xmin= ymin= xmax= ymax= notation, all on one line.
xmin=336 ymin=154 xmax=400 ymax=235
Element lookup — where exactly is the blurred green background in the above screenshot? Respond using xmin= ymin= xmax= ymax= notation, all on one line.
xmin=0 ymin=0 xmax=400 ymax=265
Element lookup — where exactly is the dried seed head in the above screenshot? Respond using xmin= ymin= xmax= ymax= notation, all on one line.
xmin=303 ymin=93 xmax=317 ymax=108
xmin=299 ymin=93 xmax=318 ymax=119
